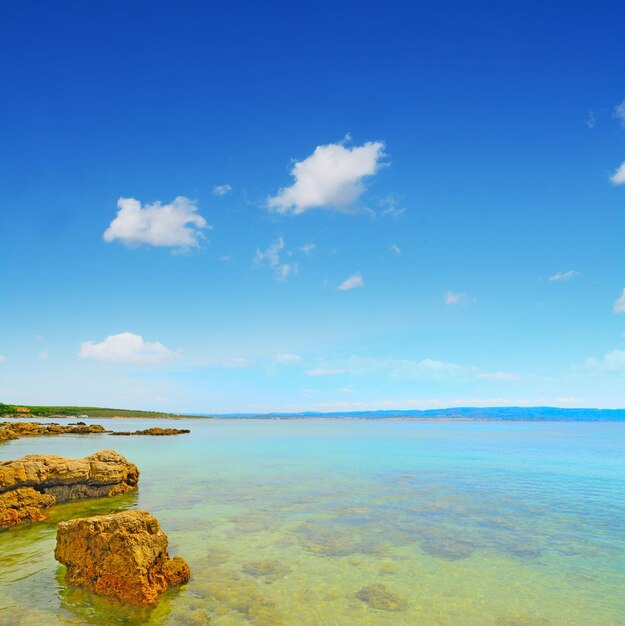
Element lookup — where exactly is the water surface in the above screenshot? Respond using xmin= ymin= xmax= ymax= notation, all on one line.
xmin=1 ymin=418 xmax=624 ymax=625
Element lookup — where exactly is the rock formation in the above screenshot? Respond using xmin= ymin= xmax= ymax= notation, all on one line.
xmin=0 ymin=421 xmax=108 ymax=443
xmin=55 ymin=510 xmax=190 ymax=605
xmin=0 ymin=450 xmax=139 ymax=527
xmin=110 ymin=427 xmax=190 ymax=436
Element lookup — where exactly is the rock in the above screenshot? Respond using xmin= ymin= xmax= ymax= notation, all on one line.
xmin=355 ymin=583 xmax=408 ymax=611
xmin=55 ymin=510 xmax=190 ymax=605
xmin=110 ymin=427 xmax=190 ymax=436
xmin=0 ymin=487 xmax=56 ymax=526
xmin=0 ymin=450 xmax=139 ymax=526
xmin=0 ymin=421 xmax=108 ymax=443
xmin=242 ymin=559 xmax=292 ymax=579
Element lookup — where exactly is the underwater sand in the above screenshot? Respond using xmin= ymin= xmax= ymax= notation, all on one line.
xmin=0 ymin=418 xmax=624 ymax=625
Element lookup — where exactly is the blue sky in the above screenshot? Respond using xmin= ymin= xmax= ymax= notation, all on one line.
xmin=1 ymin=0 xmax=624 ymax=412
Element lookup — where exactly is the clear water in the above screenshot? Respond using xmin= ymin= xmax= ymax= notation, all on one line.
xmin=0 ymin=418 xmax=624 ymax=625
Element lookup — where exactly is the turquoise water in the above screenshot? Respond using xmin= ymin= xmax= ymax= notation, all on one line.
xmin=0 ymin=418 xmax=624 ymax=625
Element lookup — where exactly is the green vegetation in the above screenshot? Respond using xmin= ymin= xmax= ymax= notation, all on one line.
xmin=0 ymin=403 xmax=197 ymax=418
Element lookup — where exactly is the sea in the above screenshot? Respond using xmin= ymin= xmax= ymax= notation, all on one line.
xmin=0 ymin=417 xmax=624 ymax=625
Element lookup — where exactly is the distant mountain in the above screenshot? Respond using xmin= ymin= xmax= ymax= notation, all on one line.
xmin=205 ymin=407 xmax=625 ymax=421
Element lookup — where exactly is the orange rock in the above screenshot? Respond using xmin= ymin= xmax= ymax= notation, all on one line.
xmin=0 ymin=487 xmax=56 ymax=526
xmin=55 ymin=510 xmax=190 ymax=605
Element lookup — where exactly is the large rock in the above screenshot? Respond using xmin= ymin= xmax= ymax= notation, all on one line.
xmin=0 ymin=450 xmax=139 ymax=526
xmin=0 ymin=487 xmax=55 ymax=526
xmin=0 ymin=421 xmax=108 ymax=443
xmin=55 ymin=510 xmax=190 ymax=605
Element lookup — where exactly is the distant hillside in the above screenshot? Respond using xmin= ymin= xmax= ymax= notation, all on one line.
xmin=0 ymin=403 xmax=195 ymax=419
xmin=2 ymin=403 xmax=624 ymax=421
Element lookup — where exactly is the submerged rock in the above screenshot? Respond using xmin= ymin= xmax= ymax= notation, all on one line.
xmin=110 ymin=427 xmax=190 ymax=436
xmin=0 ymin=450 xmax=139 ymax=526
xmin=242 ymin=559 xmax=292 ymax=579
xmin=355 ymin=583 xmax=407 ymax=611
xmin=55 ymin=510 xmax=190 ymax=606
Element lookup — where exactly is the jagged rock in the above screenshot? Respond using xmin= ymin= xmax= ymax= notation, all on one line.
xmin=55 ymin=510 xmax=190 ymax=605
xmin=0 ymin=421 xmax=108 ymax=443
xmin=110 ymin=427 xmax=190 ymax=436
xmin=0 ymin=450 xmax=139 ymax=526
xmin=0 ymin=487 xmax=56 ymax=526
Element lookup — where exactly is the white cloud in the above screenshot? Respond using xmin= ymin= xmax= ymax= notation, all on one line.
xmin=275 ymin=353 xmax=302 ymax=363
xmin=613 ymin=99 xmax=625 ymax=128
xmin=444 ymin=291 xmax=466 ymax=305
xmin=37 ymin=350 xmax=49 ymax=361
xmin=219 ymin=255 xmax=232 ymax=262
xmin=268 ymin=140 xmax=385 ymax=214
xmin=479 ymin=372 xmax=522 ymax=381
xmin=79 ymin=332 xmax=177 ymax=365
xmin=255 ymin=237 xmax=298 ymax=281
xmin=549 ymin=270 xmax=580 ymax=282
xmin=212 ymin=184 xmax=232 ymax=196
xmin=0 ymin=355 xmax=5 ymax=362
xmin=338 ymin=273 xmax=364 ymax=291
xmin=614 ymin=288 xmax=625 ymax=314
xmin=104 ymin=197 xmax=209 ymax=249
xmin=586 ymin=110 xmax=596 ymax=129
xmin=611 ymin=161 xmax=625 ymax=185
xmin=298 ymin=243 xmax=316 ymax=255
xmin=586 ymin=349 xmax=625 ymax=372
xmin=306 ymin=368 xmax=346 ymax=376
xmin=389 ymin=244 xmax=401 ymax=255
xmin=380 ymin=194 xmax=406 ymax=218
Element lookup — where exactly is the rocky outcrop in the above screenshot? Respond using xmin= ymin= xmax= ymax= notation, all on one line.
xmin=0 ymin=450 xmax=139 ymax=526
xmin=0 ymin=421 xmax=108 ymax=443
xmin=0 ymin=487 xmax=56 ymax=526
xmin=55 ymin=510 xmax=190 ymax=605
xmin=110 ymin=427 xmax=190 ymax=436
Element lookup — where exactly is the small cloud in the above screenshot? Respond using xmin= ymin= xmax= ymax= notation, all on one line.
xmin=479 ymin=372 xmax=522 ymax=381
xmin=389 ymin=244 xmax=401 ymax=255
xmin=380 ymin=194 xmax=406 ymax=218
xmin=586 ymin=110 xmax=596 ymax=129
xmin=339 ymin=387 xmax=356 ymax=394
xmin=306 ymin=368 xmax=346 ymax=376
xmin=0 ymin=355 xmax=6 ymax=362
xmin=444 ymin=291 xmax=466 ymax=305
xmin=212 ymin=184 xmax=232 ymax=196
xmin=79 ymin=332 xmax=177 ymax=365
xmin=554 ymin=396 xmax=583 ymax=403
xmin=611 ymin=161 xmax=625 ymax=185
xmin=614 ymin=288 xmax=625 ymax=314
xmin=104 ymin=197 xmax=209 ymax=249
xmin=255 ymin=237 xmax=298 ymax=281
xmin=613 ymin=99 xmax=625 ymax=128
xmin=219 ymin=358 xmax=250 ymax=368
xmin=586 ymin=348 xmax=625 ymax=372
xmin=37 ymin=350 xmax=49 ymax=361
xmin=338 ymin=273 xmax=364 ymax=291
xmin=275 ymin=353 xmax=302 ymax=363
xmin=548 ymin=270 xmax=580 ymax=282
xmin=268 ymin=140 xmax=386 ymax=214
xmin=219 ymin=255 xmax=232 ymax=262
xmin=298 ymin=243 xmax=316 ymax=255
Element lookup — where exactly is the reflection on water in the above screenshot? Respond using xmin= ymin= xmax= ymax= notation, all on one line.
xmin=0 ymin=418 xmax=624 ymax=625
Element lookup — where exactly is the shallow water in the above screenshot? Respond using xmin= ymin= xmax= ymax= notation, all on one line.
xmin=1 ymin=418 xmax=624 ymax=625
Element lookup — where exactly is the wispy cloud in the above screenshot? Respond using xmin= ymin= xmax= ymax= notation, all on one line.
xmin=306 ymin=368 xmax=346 ymax=376
xmin=586 ymin=348 xmax=625 ymax=372
xmin=268 ymin=140 xmax=385 ymax=214
xmin=275 ymin=353 xmax=302 ymax=363
xmin=380 ymin=194 xmax=406 ymax=218
xmin=614 ymin=288 xmax=625 ymax=314
xmin=338 ymin=273 xmax=364 ymax=291
xmin=479 ymin=372 xmax=522 ymax=381
xmin=37 ymin=350 xmax=49 ymax=361
xmin=549 ymin=270 xmax=580 ymax=282
xmin=212 ymin=184 xmax=232 ymax=196
xmin=444 ymin=291 xmax=466 ymax=305
xmin=298 ymin=243 xmax=316 ymax=255
xmin=79 ymin=332 xmax=178 ymax=365
xmin=613 ymin=99 xmax=625 ymax=128
xmin=586 ymin=110 xmax=596 ymax=129
xmin=255 ymin=237 xmax=298 ymax=281
xmin=611 ymin=161 xmax=625 ymax=185
xmin=389 ymin=244 xmax=401 ymax=255
xmin=0 ymin=355 xmax=6 ymax=362
xmin=103 ymin=197 xmax=209 ymax=249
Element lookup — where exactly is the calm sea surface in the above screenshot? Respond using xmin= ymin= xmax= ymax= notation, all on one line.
xmin=0 ymin=418 xmax=623 ymax=625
